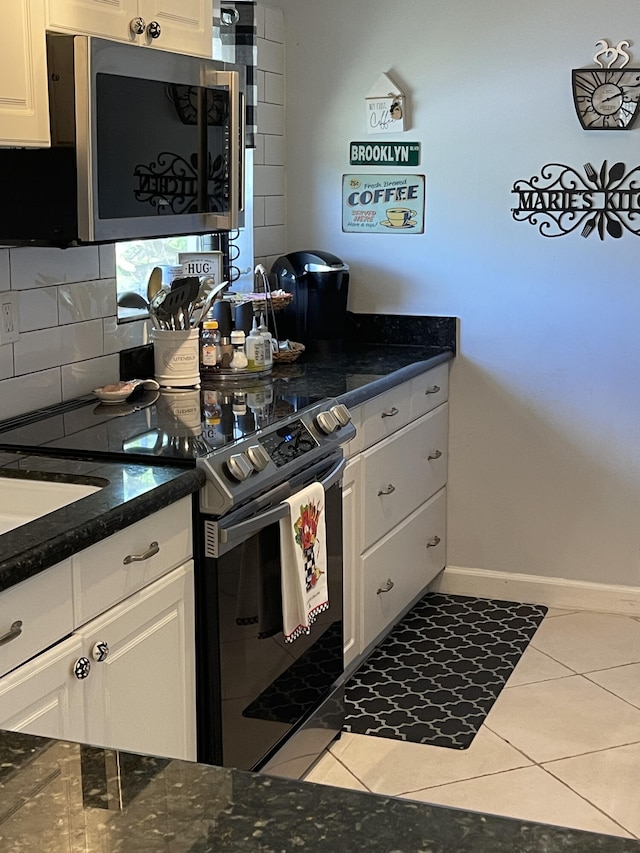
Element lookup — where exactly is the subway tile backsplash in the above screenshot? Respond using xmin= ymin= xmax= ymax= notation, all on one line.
xmin=0 ymin=245 xmax=123 ymax=420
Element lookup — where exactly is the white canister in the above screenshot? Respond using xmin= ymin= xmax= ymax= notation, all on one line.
xmin=151 ymin=328 xmax=200 ymax=387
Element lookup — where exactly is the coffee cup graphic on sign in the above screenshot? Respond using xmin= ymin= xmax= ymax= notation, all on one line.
xmin=383 ymin=207 xmax=417 ymax=228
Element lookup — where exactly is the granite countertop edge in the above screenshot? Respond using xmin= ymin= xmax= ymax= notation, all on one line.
xmin=338 ymin=349 xmax=452 ymax=407
xmin=0 ymin=465 xmax=205 ymax=593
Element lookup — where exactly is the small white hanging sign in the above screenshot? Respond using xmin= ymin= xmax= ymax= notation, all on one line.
xmin=365 ymin=73 xmax=406 ymax=134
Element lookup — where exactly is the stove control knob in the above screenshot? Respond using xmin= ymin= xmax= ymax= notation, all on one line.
xmin=247 ymin=443 xmax=271 ymax=471
xmin=330 ymin=403 xmax=352 ymax=427
xmin=315 ymin=409 xmax=339 ymax=434
xmin=226 ymin=452 xmax=253 ymax=481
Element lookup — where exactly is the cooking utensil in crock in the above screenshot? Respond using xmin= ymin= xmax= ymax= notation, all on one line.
xmin=189 ymin=279 xmax=230 ymax=327
xmin=117 ymin=291 xmax=149 ymax=310
xmin=147 ymin=266 xmax=163 ymax=303
xmin=159 ymin=282 xmax=196 ymax=330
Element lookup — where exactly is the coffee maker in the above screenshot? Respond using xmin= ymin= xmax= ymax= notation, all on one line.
xmin=270 ymin=250 xmax=350 ymax=354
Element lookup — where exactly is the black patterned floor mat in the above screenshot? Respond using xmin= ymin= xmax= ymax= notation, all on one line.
xmin=344 ymin=592 xmax=547 ymax=749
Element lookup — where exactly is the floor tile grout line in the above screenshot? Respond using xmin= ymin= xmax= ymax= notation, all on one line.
xmin=325 ymin=748 xmax=375 ymax=794
xmin=527 ymin=641 xmax=581 ymax=675
xmin=483 ymin=718 xmax=640 ymax=764
xmin=538 ymin=761 xmax=638 ymax=838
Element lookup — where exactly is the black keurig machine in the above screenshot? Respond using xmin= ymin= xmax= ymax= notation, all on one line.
xmin=270 ymin=250 xmax=350 ymax=354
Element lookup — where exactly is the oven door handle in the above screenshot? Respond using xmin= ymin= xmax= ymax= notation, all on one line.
xmin=217 ymin=456 xmax=346 ymax=548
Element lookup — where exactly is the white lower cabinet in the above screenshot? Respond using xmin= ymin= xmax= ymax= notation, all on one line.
xmin=78 ymin=560 xmax=196 ymax=761
xmin=342 ymin=456 xmax=360 ymax=667
xmin=343 ymin=362 xmax=450 ymax=669
xmin=0 ymin=498 xmax=196 ymax=761
xmin=0 ymin=561 xmax=195 ymax=760
xmin=0 ymin=634 xmax=85 ymax=741
xmin=362 ymin=488 xmax=446 ymax=648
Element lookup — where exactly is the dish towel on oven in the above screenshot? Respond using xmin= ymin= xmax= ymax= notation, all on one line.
xmin=279 ymin=482 xmax=328 ymax=643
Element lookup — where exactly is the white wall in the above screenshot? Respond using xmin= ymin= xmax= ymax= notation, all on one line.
xmin=268 ymin=0 xmax=640 ymax=588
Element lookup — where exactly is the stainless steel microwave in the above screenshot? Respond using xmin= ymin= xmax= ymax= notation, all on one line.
xmin=0 ymin=35 xmax=244 ymax=247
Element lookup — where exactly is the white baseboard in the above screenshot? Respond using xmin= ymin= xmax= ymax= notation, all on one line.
xmin=429 ymin=565 xmax=640 ymax=616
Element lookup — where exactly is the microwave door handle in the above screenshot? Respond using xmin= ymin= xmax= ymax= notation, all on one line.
xmin=238 ymin=89 xmax=246 ymax=214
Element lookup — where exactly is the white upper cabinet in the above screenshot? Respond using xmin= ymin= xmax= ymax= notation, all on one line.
xmin=45 ymin=0 xmax=213 ymax=57
xmin=0 ymin=1 xmax=50 ymax=147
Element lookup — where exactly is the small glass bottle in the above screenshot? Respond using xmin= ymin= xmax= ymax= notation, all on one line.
xmin=200 ymin=320 xmax=221 ymax=373
xmin=257 ymin=313 xmax=274 ymax=370
xmin=230 ymin=329 xmax=248 ymax=371
xmin=245 ymin=317 xmax=266 ymax=372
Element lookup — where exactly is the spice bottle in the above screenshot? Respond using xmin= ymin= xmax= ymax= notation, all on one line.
xmin=230 ymin=330 xmax=248 ymax=371
xmin=200 ymin=320 xmax=221 ymax=373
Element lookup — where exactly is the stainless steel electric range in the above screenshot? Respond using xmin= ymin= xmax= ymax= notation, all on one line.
xmin=0 ymin=377 xmax=355 ymax=778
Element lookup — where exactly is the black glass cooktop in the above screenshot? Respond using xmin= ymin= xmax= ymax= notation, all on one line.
xmin=0 ymin=378 xmax=322 ymax=466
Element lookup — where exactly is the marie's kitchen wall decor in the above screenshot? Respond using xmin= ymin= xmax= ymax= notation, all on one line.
xmin=572 ymin=39 xmax=640 ymax=129
xmin=511 ymin=161 xmax=640 ymax=239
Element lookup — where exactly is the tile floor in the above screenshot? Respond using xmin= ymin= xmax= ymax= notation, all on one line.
xmin=304 ymin=607 xmax=640 ymax=839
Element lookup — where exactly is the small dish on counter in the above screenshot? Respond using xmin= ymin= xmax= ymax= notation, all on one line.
xmin=93 ymin=379 xmax=159 ymax=404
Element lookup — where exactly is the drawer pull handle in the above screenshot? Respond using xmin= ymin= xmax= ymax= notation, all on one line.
xmin=425 ymin=385 xmax=441 ymax=395
xmin=0 ymin=620 xmax=23 ymax=647
xmin=377 ymin=579 xmax=394 ymax=595
xmin=428 ymin=450 xmax=442 ymax=461
xmin=123 ymin=541 xmax=160 ymax=565
xmin=377 ymin=484 xmax=396 ymax=496
xmin=426 ymin=535 xmax=441 ymax=548
xmin=381 ymin=406 xmax=399 ymax=418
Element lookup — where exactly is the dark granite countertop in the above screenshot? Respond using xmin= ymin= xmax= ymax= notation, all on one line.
xmin=271 ymin=345 xmax=452 ymax=408
xmin=0 ymin=732 xmax=635 ymax=852
xmin=0 ymin=453 xmax=205 ymax=593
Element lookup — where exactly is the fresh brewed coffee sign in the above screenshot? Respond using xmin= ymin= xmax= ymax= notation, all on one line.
xmin=342 ymin=174 xmax=425 ymax=233
xmin=512 ymin=161 xmax=640 ymax=239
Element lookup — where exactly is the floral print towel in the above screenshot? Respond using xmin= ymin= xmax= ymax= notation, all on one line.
xmin=279 ymin=482 xmax=328 ymax=642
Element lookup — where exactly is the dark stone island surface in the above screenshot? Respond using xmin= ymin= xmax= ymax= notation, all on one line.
xmin=0 ymin=731 xmax=636 ymax=852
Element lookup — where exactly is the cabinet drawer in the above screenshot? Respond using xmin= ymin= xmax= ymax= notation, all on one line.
xmin=410 ymin=362 xmax=449 ymax=421
xmin=0 ymin=560 xmax=73 ymax=678
xmin=359 ymin=382 xmax=412 ymax=451
xmin=361 ymin=404 xmax=448 ymax=550
xmin=73 ymin=497 xmax=193 ymax=626
xmin=362 ymin=488 xmax=446 ymax=650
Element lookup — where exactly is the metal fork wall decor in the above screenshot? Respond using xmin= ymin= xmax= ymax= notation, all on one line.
xmin=511 ymin=161 xmax=640 ymax=239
